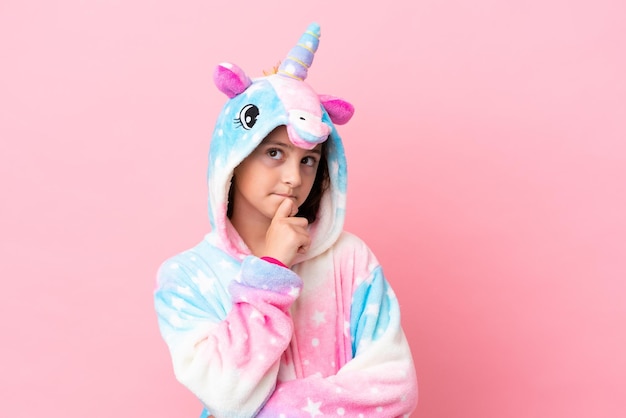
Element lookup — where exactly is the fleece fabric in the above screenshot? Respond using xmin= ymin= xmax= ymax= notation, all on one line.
xmin=154 ymin=23 xmax=418 ymax=418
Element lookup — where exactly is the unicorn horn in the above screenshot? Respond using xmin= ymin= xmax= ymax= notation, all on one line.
xmin=278 ymin=23 xmax=321 ymax=81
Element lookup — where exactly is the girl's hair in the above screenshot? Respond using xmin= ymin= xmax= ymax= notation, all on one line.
xmin=227 ymin=140 xmax=330 ymax=224
xmin=296 ymin=140 xmax=330 ymax=223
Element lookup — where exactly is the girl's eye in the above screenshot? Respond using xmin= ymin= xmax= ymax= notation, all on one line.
xmin=267 ymin=148 xmax=283 ymax=159
xmin=301 ymin=156 xmax=317 ymax=167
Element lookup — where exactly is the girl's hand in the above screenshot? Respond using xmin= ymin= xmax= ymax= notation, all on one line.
xmin=264 ymin=198 xmax=311 ymax=267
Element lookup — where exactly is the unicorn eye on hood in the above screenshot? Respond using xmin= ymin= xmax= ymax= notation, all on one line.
xmin=236 ymin=104 xmax=260 ymax=130
xmin=205 ymin=22 xmax=355 ymax=262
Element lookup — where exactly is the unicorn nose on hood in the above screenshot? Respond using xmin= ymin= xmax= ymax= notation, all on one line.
xmin=286 ymin=109 xmax=331 ymax=149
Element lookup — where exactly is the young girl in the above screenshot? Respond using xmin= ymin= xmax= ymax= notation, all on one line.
xmin=154 ymin=23 xmax=418 ymax=417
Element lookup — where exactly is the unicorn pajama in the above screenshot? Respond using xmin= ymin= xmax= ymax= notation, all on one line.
xmin=154 ymin=23 xmax=418 ymax=418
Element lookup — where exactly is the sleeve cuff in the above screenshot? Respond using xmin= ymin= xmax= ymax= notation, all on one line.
xmin=260 ymin=256 xmax=288 ymax=269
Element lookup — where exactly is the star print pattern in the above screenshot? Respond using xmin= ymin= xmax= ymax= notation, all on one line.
xmin=311 ymin=310 xmax=326 ymax=326
xmin=191 ymin=269 xmax=217 ymax=295
xmin=302 ymin=398 xmax=323 ymax=417
xmin=288 ymin=286 xmax=301 ymax=298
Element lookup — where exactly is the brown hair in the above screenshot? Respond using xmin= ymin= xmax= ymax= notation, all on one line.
xmin=296 ymin=140 xmax=330 ymax=223
xmin=226 ymin=140 xmax=330 ymax=223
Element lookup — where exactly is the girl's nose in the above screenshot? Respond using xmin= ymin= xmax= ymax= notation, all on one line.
xmin=282 ymin=159 xmax=302 ymax=187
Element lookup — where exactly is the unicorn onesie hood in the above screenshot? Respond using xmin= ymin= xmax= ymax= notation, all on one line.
xmin=155 ymin=23 xmax=418 ymax=418
xmin=206 ymin=22 xmax=353 ymax=263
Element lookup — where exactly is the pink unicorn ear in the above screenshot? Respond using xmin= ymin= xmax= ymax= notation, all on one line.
xmin=319 ymin=95 xmax=355 ymax=125
xmin=213 ymin=63 xmax=252 ymax=98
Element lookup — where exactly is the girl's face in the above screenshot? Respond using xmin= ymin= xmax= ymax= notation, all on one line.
xmin=231 ymin=126 xmax=323 ymax=223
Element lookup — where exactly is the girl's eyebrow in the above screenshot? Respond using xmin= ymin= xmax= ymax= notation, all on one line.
xmin=263 ymin=139 xmax=322 ymax=155
xmin=307 ymin=147 xmax=322 ymax=156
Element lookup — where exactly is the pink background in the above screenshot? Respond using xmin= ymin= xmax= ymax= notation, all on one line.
xmin=1 ymin=1 xmax=625 ymax=417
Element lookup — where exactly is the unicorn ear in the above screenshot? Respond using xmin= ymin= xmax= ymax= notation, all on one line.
xmin=320 ymin=95 xmax=355 ymax=125
xmin=213 ymin=62 xmax=252 ymax=98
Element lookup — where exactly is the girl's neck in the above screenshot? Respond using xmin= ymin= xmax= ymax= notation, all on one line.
xmin=229 ymin=212 xmax=270 ymax=257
